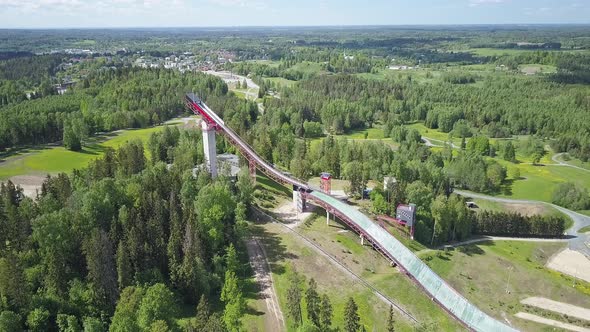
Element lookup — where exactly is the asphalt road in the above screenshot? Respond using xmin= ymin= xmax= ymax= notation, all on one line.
xmin=454 ymin=189 xmax=590 ymax=257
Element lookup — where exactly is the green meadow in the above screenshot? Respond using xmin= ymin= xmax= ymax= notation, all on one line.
xmin=0 ymin=125 xmax=171 ymax=180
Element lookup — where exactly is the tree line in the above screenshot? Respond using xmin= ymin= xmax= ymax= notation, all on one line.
xmin=473 ymin=211 xmax=566 ymax=238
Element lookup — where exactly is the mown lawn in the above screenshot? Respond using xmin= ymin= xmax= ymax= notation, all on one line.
xmin=406 ymin=122 xmax=464 ymax=147
xmin=0 ymin=125 xmax=172 ymax=180
xmin=496 ymin=159 xmax=590 ymax=202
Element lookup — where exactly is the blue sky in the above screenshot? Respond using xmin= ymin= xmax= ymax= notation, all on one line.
xmin=0 ymin=0 xmax=588 ymax=28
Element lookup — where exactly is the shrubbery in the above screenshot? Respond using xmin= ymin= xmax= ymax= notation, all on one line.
xmin=473 ymin=211 xmax=566 ymax=237
xmin=551 ymin=182 xmax=590 ymax=210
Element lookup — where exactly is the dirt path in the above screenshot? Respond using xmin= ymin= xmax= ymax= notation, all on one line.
xmin=521 ymin=297 xmax=590 ymax=321
xmin=8 ymin=174 xmax=46 ymax=198
xmin=245 ymin=238 xmax=286 ymax=332
xmin=515 ymin=312 xmax=590 ymax=332
xmin=272 ymin=200 xmax=316 ymax=229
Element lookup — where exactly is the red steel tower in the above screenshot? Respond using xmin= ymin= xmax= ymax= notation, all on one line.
xmin=320 ymin=172 xmax=332 ymax=194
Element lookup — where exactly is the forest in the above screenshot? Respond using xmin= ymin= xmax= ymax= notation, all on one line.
xmin=0 ymin=126 xmax=253 ymax=331
xmin=0 ymin=67 xmax=227 ymax=151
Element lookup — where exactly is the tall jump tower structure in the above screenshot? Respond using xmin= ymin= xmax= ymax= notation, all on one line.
xmin=186 ymin=93 xmax=304 ymax=212
xmin=201 ymin=120 xmax=218 ymax=178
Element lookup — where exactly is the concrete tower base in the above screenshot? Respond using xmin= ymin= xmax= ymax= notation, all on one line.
xmin=202 ymin=121 xmax=217 ymax=178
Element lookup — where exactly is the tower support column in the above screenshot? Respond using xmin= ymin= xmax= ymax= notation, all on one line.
xmin=293 ymin=186 xmax=306 ymax=213
xmin=249 ymin=160 xmax=257 ymax=184
xmin=202 ymin=121 xmax=217 ymax=178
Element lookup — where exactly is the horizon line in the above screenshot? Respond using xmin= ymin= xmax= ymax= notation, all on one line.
xmin=1 ymin=23 xmax=590 ymax=30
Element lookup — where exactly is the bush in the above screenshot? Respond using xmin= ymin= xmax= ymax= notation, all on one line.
xmin=551 ymin=182 xmax=590 ymax=210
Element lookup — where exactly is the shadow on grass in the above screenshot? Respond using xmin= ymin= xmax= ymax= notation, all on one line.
xmin=255 ymin=173 xmax=291 ymax=197
xmin=455 ymin=244 xmax=485 ymax=256
xmin=0 ymin=144 xmax=53 ymax=161
xmin=499 ymin=178 xmax=514 ymax=196
xmin=249 ymin=209 xmax=297 ymax=277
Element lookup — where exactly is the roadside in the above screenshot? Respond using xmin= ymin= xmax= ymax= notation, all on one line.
xmin=514 ymin=312 xmax=590 ymax=332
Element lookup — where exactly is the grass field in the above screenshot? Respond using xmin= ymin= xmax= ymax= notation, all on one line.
xmin=246 ymin=59 xmax=281 ymax=67
xmin=402 ymin=121 xmax=590 ymax=203
xmin=406 ymin=122 xmax=464 ymax=146
xmin=265 ymin=77 xmax=297 ymax=87
xmin=307 ymin=126 xmax=398 ymax=152
xmin=518 ymin=64 xmax=557 ymax=75
xmin=288 ymin=61 xmax=327 ymax=77
xmin=496 ymin=159 xmax=590 ymax=202
xmin=419 ymin=240 xmax=590 ymax=331
xmin=0 ymin=125 xmax=171 ymax=180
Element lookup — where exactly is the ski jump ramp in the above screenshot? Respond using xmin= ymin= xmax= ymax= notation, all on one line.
xmin=185 ymin=93 xmax=518 ymax=332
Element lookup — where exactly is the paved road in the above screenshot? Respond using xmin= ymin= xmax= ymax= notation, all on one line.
xmin=551 ymin=153 xmax=590 ymax=173
xmin=421 ymin=137 xmax=460 ymax=149
xmin=454 ymin=190 xmax=590 ymax=257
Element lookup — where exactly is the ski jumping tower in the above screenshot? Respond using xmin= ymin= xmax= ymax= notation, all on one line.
xmin=201 ymin=120 xmax=218 ymax=178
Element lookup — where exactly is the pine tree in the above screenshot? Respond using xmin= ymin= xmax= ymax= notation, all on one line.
xmin=344 ymin=297 xmax=360 ymax=332
xmin=387 ymin=305 xmax=395 ymax=332
xmin=116 ymin=240 xmax=132 ymax=290
xmin=286 ymin=268 xmax=303 ymax=327
xmin=305 ymin=278 xmax=321 ymax=327
xmin=167 ymin=195 xmax=183 ymax=284
xmin=319 ymin=294 xmax=333 ymax=331
xmin=502 ymin=141 xmax=516 ymax=163
xmin=221 ymin=271 xmax=244 ymax=331
xmin=84 ymin=229 xmax=119 ymax=309
xmin=225 ymin=244 xmax=239 ymax=275
xmin=194 ymin=295 xmax=210 ymax=331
